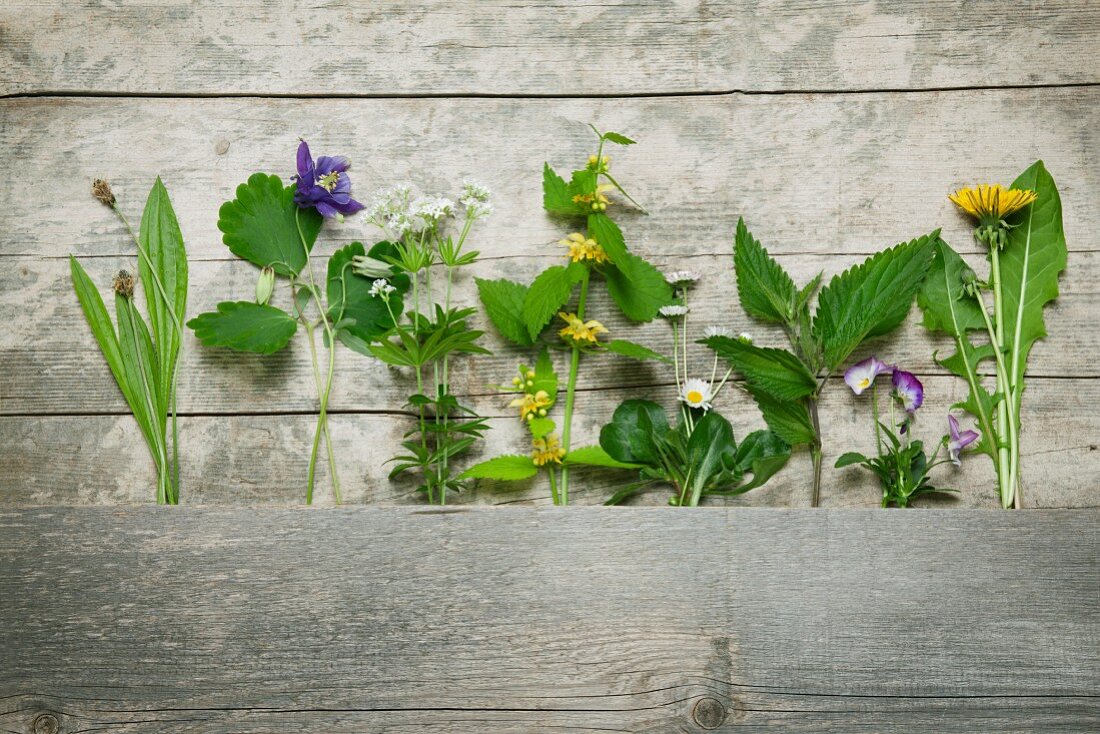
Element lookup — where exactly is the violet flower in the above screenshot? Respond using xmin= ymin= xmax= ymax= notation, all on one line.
xmin=292 ymin=140 xmax=364 ymax=219
xmin=844 ymin=356 xmax=891 ymax=395
xmin=947 ymin=414 xmax=980 ymax=466
xmin=891 ymin=369 xmax=924 ymax=413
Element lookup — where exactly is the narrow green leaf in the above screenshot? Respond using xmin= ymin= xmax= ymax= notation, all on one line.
xmin=605 ymin=251 xmax=673 ymax=322
xmin=70 ymin=258 xmax=133 ymax=408
xmin=458 ymin=455 xmax=538 ymax=481
xmin=533 ymin=346 xmax=559 ymax=403
xmin=733 ymin=217 xmax=797 ymax=325
xmin=747 ymin=386 xmax=816 ymax=447
xmin=115 ymin=295 xmax=163 ymax=460
xmin=587 ymin=213 xmax=627 ymax=263
xmin=603 ymin=339 xmax=671 ymax=364
xmin=703 ymin=336 xmax=818 ymax=401
xmin=218 ymin=173 xmax=322 ymax=276
xmin=564 ymin=445 xmax=640 ymax=469
xmin=476 ymin=277 xmax=534 ymax=347
xmin=522 ymin=262 xmax=586 ymax=339
xmin=813 ymin=232 xmax=937 ymax=369
xmin=187 ymin=301 xmax=298 ymax=354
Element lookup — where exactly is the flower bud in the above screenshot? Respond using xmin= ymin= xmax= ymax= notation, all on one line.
xmin=526 ymin=370 xmax=536 ymax=378
xmin=352 ymin=254 xmax=392 ymax=278
xmin=92 ymin=179 xmax=116 ymax=207
xmin=959 ymin=267 xmax=978 ymax=287
xmin=112 ymin=269 xmax=136 ymax=299
xmin=255 ymin=266 xmax=276 ymax=305
xmin=538 ymin=408 xmax=547 ymax=417
xmin=736 ymin=332 xmax=753 ymax=345
xmin=526 ymin=379 xmax=534 ymax=387
xmin=512 ymin=377 xmax=522 ymax=387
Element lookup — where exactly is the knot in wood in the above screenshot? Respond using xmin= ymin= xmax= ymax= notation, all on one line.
xmin=32 ymin=713 xmax=60 ymax=734
xmin=692 ymin=697 xmax=727 ymax=729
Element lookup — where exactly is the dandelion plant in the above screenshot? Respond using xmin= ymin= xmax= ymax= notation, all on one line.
xmin=918 ymin=162 xmax=1066 ymax=508
xmin=706 ymin=218 xmax=937 ymax=506
xmin=71 ymin=178 xmax=188 ymax=504
xmin=467 ymin=125 xmax=671 ymax=504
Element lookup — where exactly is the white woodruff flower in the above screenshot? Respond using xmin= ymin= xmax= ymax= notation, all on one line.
xmin=679 ymin=378 xmax=714 ymax=412
xmin=658 ymin=305 xmax=689 ymax=318
xmin=367 ymin=184 xmax=422 ymax=236
xmin=369 ymin=278 xmax=396 ymax=299
xmin=411 ymin=195 xmax=455 ymax=229
xmin=703 ymin=325 xmax=732 ymax=339
xmin=459 ymin=180 xmax=493 ymax=218
xmin=666 ymin=270 xmax=699 ymax=286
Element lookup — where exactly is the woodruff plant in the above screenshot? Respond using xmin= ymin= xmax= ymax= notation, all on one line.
xmin=466 ymin=125 xmax=672 ymax=504
xmin=72 ymin=178 xmax=188 ymax=504
xmin=705 ymin=218 xmax=937 ymax=507
xmin=188 ymin=141 xmax=406 ymax=503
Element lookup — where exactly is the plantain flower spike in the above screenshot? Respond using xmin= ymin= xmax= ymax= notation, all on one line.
xmin=92 ymin=179 xmax=116 ymax=207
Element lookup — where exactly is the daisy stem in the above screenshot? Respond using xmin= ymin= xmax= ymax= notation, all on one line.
xmin=559 ymin=269 xmax=591 ymax=506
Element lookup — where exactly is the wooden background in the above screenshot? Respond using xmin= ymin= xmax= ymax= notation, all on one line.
xmin=1 ymin=2 xmax=1099 ymax=508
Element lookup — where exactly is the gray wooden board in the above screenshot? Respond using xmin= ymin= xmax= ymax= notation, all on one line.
xmin=3 ymin=2 xmax=1099 ymax=95
xmin=0 ymin=507 xmax=1097 ymax=732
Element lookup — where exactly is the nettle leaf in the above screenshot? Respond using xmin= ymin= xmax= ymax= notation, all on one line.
xmin=533 ymin=346 xmax=559 ymax=402
xmin=747 ymin=386 xmax=816 ymax=447
xmin=522 ymin=262 xmax=586 ymax=339
xmin=327 ymin=241 xmax=407 ymax=343
xmin=187 ymin=301 xmax=298 ymax=354
xmin=603 ymin=339 xmax=670 ymax=364
xmin=587 ymin=213 xmax=627 ymax=263
xmin=703 ymin=336 xmax=817 ymax=401
xmin=218 ymin=173 xmax=323 ymax=276
xmin=476 ymin=277 xmax=534 ymax=347
xmin=605 ymin=251 xmax=673 ymax=322
xmin=813 ymin=233 xmax=937 ymax=370
xmin=733 ymin=217 xmax=797 ymax=325
xmin=458 ymin=455 xmax=538 ymax=482
xmin=1000 ymin=161 xmax=1067 ymax=416
xmin=601 ymin=131 xmax=636 ymax=146
xmin=543 ymin=163 xmax=584 ymax=216
xmin=564 ymin=445 xmax=640 ymax=469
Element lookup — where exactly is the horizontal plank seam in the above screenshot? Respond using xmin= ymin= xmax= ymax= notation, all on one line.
xmin=3 ymin=81 xmax=1099 ymax=102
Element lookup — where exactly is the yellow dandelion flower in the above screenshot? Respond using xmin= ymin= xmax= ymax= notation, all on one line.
xmin=532 ymin=434 xmax=566 ymax=466
xmin=560 ymin=232 xmax=609 ymax=264
xmin=558 ymin=312 xmax=609 ymax=344
xmin=508 ymin=389 xmax=552 ymax=421
xmin=948 ymin=184 xmax=1037 ymax=224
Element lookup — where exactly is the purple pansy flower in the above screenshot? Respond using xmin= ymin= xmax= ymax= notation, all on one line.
xmin=292 ymin=140 xmax=364 ymax=219
xmin=844 ymin=356 xmax=891 ymax=395
xmin=891 ymin=369 xmax=924 ymax=413
xmin=947 ymin=414 xmax=980 ymax=466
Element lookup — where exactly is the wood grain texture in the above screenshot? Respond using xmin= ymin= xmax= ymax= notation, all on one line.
xmin=3 ymin=1 xmax=1099 ymax=96
xmin=0 ymin=507 xmax=1097 ymax=732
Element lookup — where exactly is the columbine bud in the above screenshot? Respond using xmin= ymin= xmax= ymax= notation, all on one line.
xmin=255 ymin=266 xmax=275 ymax=305
xmin=112 ymin=269 xmax=136 ymax=299
xmin=92 ymin=179 xmax=116 ymax=207
xmin=352 ymin=254 xmax=392 ymax=278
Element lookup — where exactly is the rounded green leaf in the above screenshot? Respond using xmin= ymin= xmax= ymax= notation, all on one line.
xmin=187 ymin=301 xmax=298 ymax=354
xmin=218 ymin=173 xmax=322 ymax=276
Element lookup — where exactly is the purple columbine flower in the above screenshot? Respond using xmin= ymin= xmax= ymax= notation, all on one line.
xmin=844 ymin=356 xmax=891 ymax=395
xmin=947 ymin=414 xmax=979 ymax=466
xmin=292 ymin=140 xmax=365 ymax=219
xmin=891 ymin=369 xmax=924 ymax=413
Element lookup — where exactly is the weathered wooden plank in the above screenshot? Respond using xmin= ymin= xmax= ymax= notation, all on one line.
xmin=2 ymin=91 xmax=1097 ymax=264
xmin=2 ymin=377 xmax=1095 ymax=508
xmin=0 ymin=507 xmax=1096 ymax=732
xmin=3 ymin=1 xmax=1099 ymax=96
xmin=2 ymin=250 xmax=1093 ymax=415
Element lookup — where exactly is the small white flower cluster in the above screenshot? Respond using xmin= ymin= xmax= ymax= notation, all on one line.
xmin=410 ymin=194 xmax=456 ymax=231
xmin=658 ymin=304 xmax=689 ymax=318
xmin=459 ymin=180 xmax=493 ymax=219
xmin=369 ymin=278 xmax=396 ymax=299
xmin=366 ymin=184 xmax=419 ymax=236
xmin=666 ymin=270 xmax=699 ymax=287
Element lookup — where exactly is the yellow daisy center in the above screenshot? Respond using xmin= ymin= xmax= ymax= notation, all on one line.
xmin=687 ymin=390 xmax=704 ymax=404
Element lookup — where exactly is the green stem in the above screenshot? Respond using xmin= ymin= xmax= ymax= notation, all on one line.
xmin=547 ymin=466 xmax=561 ymax=506
xmin=983 ymin=251 xmax=1016 ymax=509
xmin=871 ymin=383 xmax=883 ymax=458
xmin=809 ymin=395 xmax=823 ymax=507
xmin=558 ymin=268 xmax=591 ymax=506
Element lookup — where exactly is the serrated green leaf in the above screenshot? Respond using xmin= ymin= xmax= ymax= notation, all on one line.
xmin=187 ymin=301 xmax=298 ymax=354
xmin=327 ymin=241 xmax=407 ymax=343
xmin=813 ymin=233 xmax=937 ymax=369
xmin=533 ymin=347 xmax=559 ymax=402
xmin=605 ymin=251 xmax=673 ymax=322
xmin=834 ymin=451 xmax=870 ymax=468
xmin=703 ymin=336 xmax=818 ymax=401
xmin=603 ymin=339 xmax=670 ymax=364
xmin=587 ymin=213 xmax=627 ymax=263
xmin=564 ymin=445 xmax=641 ymax=469
xmin=476 ymin=277 xmax=534 ymax=347
xmin=528 ymin=417 xmax=556 ymax=439
xmin=543 ymin=163 xmax=584 ymax=216
xmin=733 ymin=217 xmax=797 ymax=325
xmin=458 ymin=454 xmax=538 ymax=481
xmin=747 ymin=386 xmax=816 ymax=447
xmin=522 ymin=262 xmax=586 ymax=339
xmin=218 ymin=173 xmax=322 ymax=276
xmin=602 ymin=131 xmax=636 ymax=146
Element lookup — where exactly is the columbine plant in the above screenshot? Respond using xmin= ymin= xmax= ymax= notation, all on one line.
xmin=360 ymin=181 xmax=494 ymax=505
xmin=918 ymin=163 xmax=1066 ymax=508
xmin=705 ymin=218 xmax=938 ymax=506
xmin=567 ymin=273 xmax=791 ymax=506
xmin=837 ymin=357 xmax=979 ymax=507
xmin=469 ymin=125 xmax=672 ymax=504
xmin=188 ymin=141 xmax=406 ymax=503
xmin=71 ymin=178 xmax=188 ymax=504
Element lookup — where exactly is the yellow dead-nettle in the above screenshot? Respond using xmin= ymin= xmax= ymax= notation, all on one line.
xmin=560 ymin=232 xmax=609 ymax=264
xmin=558 ymin=312 xmax=608 ymax=344
xmin=509 ymin=390 xmax=552 ymax=421
xmin=572 ymin=184 xmax=614 ymax=212
xmin=948 ymin=184 xmax=1037 ymax=224
xmin=532 ymin=434 xmax=566 ymax=466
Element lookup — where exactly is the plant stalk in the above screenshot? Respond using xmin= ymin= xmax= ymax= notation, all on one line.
xmin=558 ymin=268 xmax=591 ymax=505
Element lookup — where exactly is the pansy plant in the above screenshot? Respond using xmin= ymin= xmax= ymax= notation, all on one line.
xmin=918 ymin=163 xmax=1066 ymax=508
xmin=836 ymin=358 xmax=979 ymax=507
xmin=467 ymin=125 xmax=673 ymax=504
xmin=704 ymin=218 xmax=938 ymax=506
xmin=187 ymin=141 xmax=406 ymax=503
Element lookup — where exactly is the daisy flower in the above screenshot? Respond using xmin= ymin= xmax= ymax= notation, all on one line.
xmin=679 ymin=378 xmax=714 ymax=412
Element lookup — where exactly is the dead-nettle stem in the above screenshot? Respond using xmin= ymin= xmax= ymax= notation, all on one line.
xmin=809 ymin=374 xmax=828 ymax=508
xmin=558 ymin=268 xmax=592 ymax=506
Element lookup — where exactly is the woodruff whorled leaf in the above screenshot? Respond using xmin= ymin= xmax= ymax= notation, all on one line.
xmin=522 ymin=262 xmax=586 ymax=339
xmin=326 ymin=241 xmax=408 ymax=343
xmin=702 ymin=336 xmax=818 ymax=401
xmin=813 ymin=232 xmax=937 ymax=369
xmin=218 ymin=173 xmax=323 ymax=276
xmin=187 ymin=301 xmax=298 ymax=354
xmin=733 ymin=217 xmax=798 ymax=325
xmin=476 ymin=277 xmax=534 ymax=347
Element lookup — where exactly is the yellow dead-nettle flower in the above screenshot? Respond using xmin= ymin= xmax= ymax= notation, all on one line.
xmin=948 ymin=184 xmax=1037 ymax=224
xmin=558 ymin=312 xmax=608 ymax=344
xmin=572 ymin=184 xmax=614 ymax=212
xmin=560 ymin=232 xmax=609 ymax=264
xmin=509 ymin=390 xmax=552 ymax=421
xmin=532 ymin=434 xmax=566 ymax=466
